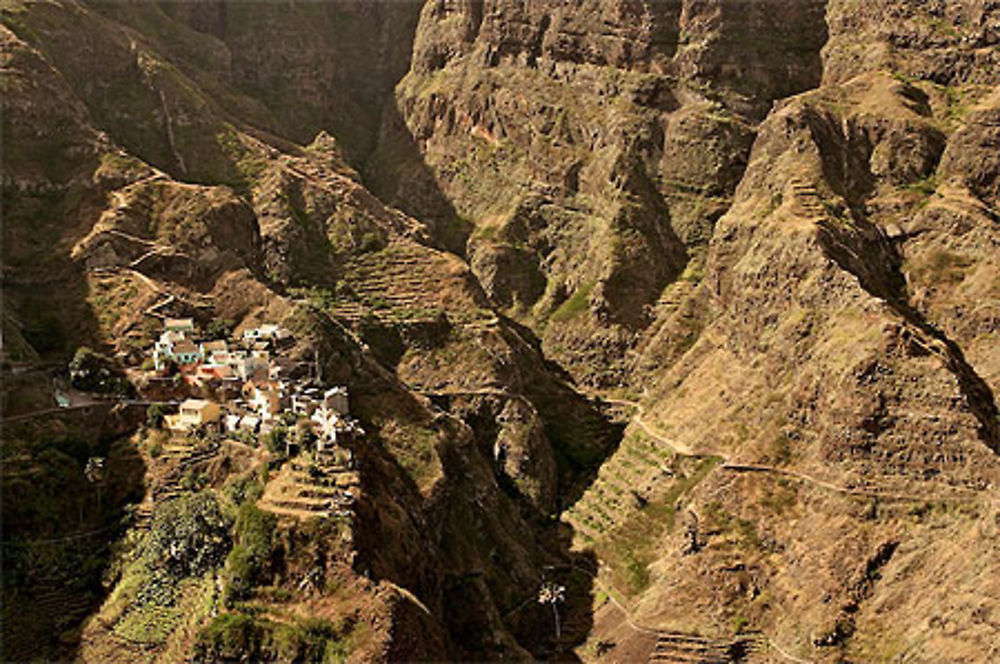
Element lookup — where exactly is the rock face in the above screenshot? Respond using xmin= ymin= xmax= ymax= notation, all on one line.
xmin=370 ymin=0 xmax=832 ymax=386
xmin=2 ymin=0 xmax=1000 ymax=662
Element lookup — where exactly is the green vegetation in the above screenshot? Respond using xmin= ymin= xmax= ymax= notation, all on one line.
xmin=760 ymin=478 xmax=799 ymax=515
xmin=595 ymin=456 xmax=721 ymax=598
xmin=102 ymin=493 xmax=231 ymax=645
xmin=205 ymin=319 xmax=234 ymax=341
xmin=550 ymin=281 xmax=594 ymax=323
xmin=113 ymin=603 xmax=183 ymax=644
xmin=263 ymin=425 xmax=289 ymax=455
xmin=215 ymin=124 xmax=268 ymax=195
xmin=146 ymin=404 xmax=166 ymax=429
xmin=768 ymin=433 xmax=794 ymax=465
xmin=359 ymin=231 xmax=382 ymax=253
xmin=906 ymin=247 xmax=973 ymax=285
xmin=703 ymin=500 xmax=764 ymax=551
xmin=905 ymin=174 xmax=937 ymax=197
xmin=196 ymin=612 xmax=352 ymax=663
xmin=222 ymin=503 xmax=276 ymax=603
xmin=69 ymin=346 xmax=131 ymax=394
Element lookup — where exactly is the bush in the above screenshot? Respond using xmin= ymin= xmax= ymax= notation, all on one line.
xmin=222 ymin=503 xmax=276 ymax=603
xmin=295 ymin=421 xmax=318 ymax=452
xmin=223 ymin=477 xmax=264 ymax=507
xmin=263 ymin=426 xmax=288 ymax=454
xmin=359 ymin=232 xmax=382 ymax=253
xmin=69 ymin=346 xmax=131 ymax=394
xmin=206 ymin=319 xmax=234 ymax=341
xmin=196 ymin=612 xmax=259 ymax=660
xmin=195 ymin=613 xmax=350 ymax=663
xmin=146 ymin=404 xmax=166 ymax=429
xmin=141 ymin=493 xmax=231 ymax=580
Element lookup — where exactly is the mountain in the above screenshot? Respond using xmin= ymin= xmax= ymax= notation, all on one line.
xmin=2 ymin=1 xmax=998 ymax=662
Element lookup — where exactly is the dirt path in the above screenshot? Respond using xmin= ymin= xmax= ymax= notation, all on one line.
xmin=602 ymin=396 xmax=978 ymax=505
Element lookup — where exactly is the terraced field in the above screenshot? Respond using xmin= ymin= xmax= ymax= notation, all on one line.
xmin=326 ymin=240 xmax=485 ymax=324
xmin=258 ymin=452 xmax=358 ymax=520
xmin=563 ymin=425 xmax=723 ymax=600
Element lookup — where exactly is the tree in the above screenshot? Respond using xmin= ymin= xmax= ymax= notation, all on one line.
xmin=205 ymin=319 xmax=234 ymax=341
xmin=537 ymin=581 xmax=566 ymax=645
xmin=84 ymin=456 xmax=107 ymax=511
xmin=264 ymin=426 xmax=288 ymax=455
xmin=294 ymin=420 xmax=317 ymax=453
xmin=147 ymin=404 xmax=167 ymax=429
xmin=69 ymin=346 xmax=128 ymax=393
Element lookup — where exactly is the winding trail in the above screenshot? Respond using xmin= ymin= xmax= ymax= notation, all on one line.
xmin=602 ymin=396 xmax=979 ymax=504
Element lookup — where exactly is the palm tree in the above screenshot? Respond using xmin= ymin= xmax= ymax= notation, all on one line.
xmin=538 ymin=581 xmax=566 ymax=645
xmin=84 ymin=456 xmax=107 ymax=512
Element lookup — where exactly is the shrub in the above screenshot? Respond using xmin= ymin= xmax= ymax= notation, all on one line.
xmin=146 ymin=404 xmax=166 ymax=429
xmin=195 ymin=613 xmax=350 ymax=663
xmin=205 ymin=319 xmax=234 ymax=341
xmin=263 ymin=426 xmax=288 ymax=454
xmin=550 ymin=282 xmax=594 ymax=322
xmin=196 ymin=612 xmax=259 ymax=660
xmin=223 ymin=477 xmax=264 ymax=507
xmin=69 ymin=346 xmax=130 ymax=394
xmin=222 ymin=503 xmax=276 ymax=603
xmin=359 ymin=232 xmax=382 ymax=253
xmin=141 ymin=493 xmax=231 ymax=580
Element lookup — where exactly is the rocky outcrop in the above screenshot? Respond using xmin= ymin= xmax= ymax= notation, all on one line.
xmin=372 ymin=0 xmax=832 ymax=386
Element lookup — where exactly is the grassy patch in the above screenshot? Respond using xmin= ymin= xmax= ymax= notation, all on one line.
xmin=195 ymin=611 xmax=354 ymax=662
xmin=904 ymin=174 xmax=937 ymax=197
xmin=595 ymin=456 xmax=721 ymax=598
xmin=906 ymin=247 xmax=973 ymax=285
xmin=703 ymin=500 xmax=763 ymax=551
xmin=550 ymin=281 xmax=594 ymax=323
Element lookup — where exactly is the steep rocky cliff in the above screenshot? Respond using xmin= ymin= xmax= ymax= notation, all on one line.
xmin=2 ymin=0 xmax=999 ymax=662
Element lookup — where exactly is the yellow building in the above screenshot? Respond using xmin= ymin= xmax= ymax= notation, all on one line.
xmin=166 ymin=399 xmax=222 ymax=432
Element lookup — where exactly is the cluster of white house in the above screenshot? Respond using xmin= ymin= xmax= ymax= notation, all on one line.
xmin=155 ymin=319 xmax=363 ymax=458
xmin=153 ymin=318 xmax=289 ymax=380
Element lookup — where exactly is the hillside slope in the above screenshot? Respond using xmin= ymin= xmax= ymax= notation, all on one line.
xmin=2 ymin=0 xmax=999 ymax=662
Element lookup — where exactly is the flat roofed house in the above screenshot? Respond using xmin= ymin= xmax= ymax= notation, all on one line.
xmin=225 ymin=412 xmax=242 ymax=433
xmin=200 ymin=340 xmax=228 ymax=355
xmin=244 ymin=381 xmax=284 ymax=421
xmin=166 ymin=398 xmax=221 ymax=431
xmin=196 ymin=364 xmax=233 ymax=381
xmin=172 ymin=340 xmax=203 ymax=366
xmin=242 ymin=323 xmax=280 ymax=342
xmin=292 ymin=393 xmax=318 ymax=416
xmin=165 ymin=318 xmax=195 ymax=334
xmin=322 ymin=387 xmax=349 ymax=416
xmin=311 ymin=406 xmax=341 ymax=441
xmin=252 ymin=389 xmax=283 ymax=421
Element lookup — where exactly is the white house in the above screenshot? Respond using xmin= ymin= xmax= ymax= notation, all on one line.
xmin=311 ymin=406 xmax=341 ymax=441
xmin=153 ymin=330 xmax=204 ymax=370
xmin=244 ymin=381 xmax=285 ymax=421
xmin=242 ymin=324 xmax=281 ymax=342
xmin=321 ymin=387 xmax=349 ymax=415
